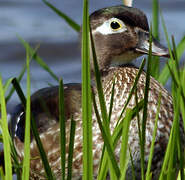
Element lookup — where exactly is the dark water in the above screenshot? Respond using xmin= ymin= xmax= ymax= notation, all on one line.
xmin=0 ymin=0 xmax=185 ymax=112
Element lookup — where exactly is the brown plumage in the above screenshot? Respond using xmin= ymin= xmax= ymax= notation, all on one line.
xmin=5 ymin=5 xmax=184 ymax=179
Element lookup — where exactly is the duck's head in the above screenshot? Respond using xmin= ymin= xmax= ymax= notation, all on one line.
xmin=90 ymin=5 xmax=170 ymax=70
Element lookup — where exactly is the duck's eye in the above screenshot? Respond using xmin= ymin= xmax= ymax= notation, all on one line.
xmin=110 ymin=21 xmax=121 ymax=30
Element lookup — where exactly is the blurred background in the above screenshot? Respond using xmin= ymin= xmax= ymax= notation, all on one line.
xmin=0 ymin=0 xmax=185 ymax=113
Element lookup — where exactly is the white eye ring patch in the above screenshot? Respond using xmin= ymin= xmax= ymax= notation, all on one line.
xmin=93 ymin=18 xmax=127 ymax=35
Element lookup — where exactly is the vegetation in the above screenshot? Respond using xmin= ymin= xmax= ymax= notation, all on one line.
xmin=0 ymin=0 xmax=185 ymax=179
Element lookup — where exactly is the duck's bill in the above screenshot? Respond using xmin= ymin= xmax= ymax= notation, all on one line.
xmin=135 ymin=31 xmax=170 ymax=58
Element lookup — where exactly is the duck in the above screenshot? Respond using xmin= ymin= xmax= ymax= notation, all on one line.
xmin=2 ymin=5 xmax=184 ymax=180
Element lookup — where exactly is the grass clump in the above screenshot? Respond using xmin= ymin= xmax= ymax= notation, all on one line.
xmin=0 ymin=0 xmax=185 ymax=179
xmin=0 ymin=76 xmax=12 ymax=180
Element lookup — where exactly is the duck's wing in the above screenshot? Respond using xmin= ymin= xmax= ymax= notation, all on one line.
xmin=10 ymin=83 xmax=82 ymax=142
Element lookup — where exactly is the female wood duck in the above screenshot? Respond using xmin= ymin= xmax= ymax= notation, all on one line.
xmin=3 ymin=5 xmax=184 ymax=179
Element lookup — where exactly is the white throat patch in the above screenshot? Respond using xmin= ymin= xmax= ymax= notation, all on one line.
xmin=111 ymin=51 xmax=141 ymax=66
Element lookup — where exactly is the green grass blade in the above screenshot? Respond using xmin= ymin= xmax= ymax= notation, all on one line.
xmin=158 ymin=36 xmax=185 ymax=85
xmin=167 ymin=63 xmax=185 ymax=102
xmin=180 ymin=96 xmax=185 ymax=129
xmin=170 ymin=36 xmax=180 ymax=83
xmin=0 ymin=134 xmax=2 ymax=142
xmin=81 ymin=0 xmax=93 ymax=179
xmin=119 ymin=158 xmax=129 ymax=180
xmin=0 ymin=76 xmax=12 ymax=180
xmin=119 ymin=101 xmax=145 ymax=179
xmin=12 ymin=79 xmax=55 ymax=179
xmin=92 ymin=92 xmax=121 ymax=178
xmin=30 ymin=117 xmax=55 ymax=179
xmin=42 ymin=0 xmax=80 ymax=32
xmin=11 ymin=78 xmax=26 ymax=105
xmin=90 ymin=24 xmax=118 ymax=178
xmin=182 ymin=68 xmax=185 ymax=95
xmin=18 ymin=37 xmax=59 ymax=82
xmin=159 ymin=86 xmax=179 ymax=179
xmin=97 ymin=99 xmax=144 ymax=180
xmin=118 ymin=58 xmax=146 ymax=122
xmin=161 ymin=37 xmax=185 ymax=179
xmin=176 ymin=119 xmax=184 ymax=180
xmin=6 ymin=42 xmax=39 ymax=102
xmin=10 ymin=140 xmax=22 ymax=179
xmin=141 ymin=25 xmax=153 ymax=180
xmin=159 ymin=38 xmax=185 ymax=84
xmin=159 ymin=129 xmax=174 ymax=179
xmin=67 ymin=117 xmax=76 ymax=180
xmin=177 ymin=170 xmax=185 ymax=180
xmin=167 ymin=84 xmax=180 ymax=179
xmin=152 ymin=0 xmax=159 ymax=40
xmin=6 ymin=63 xmax=26 ymax=103
xmin=0 ymin=167 xmax=5 ymax=180
xmin=59 ymin=78 xmax=66 ymax=180
xmin=90 ymin=31 xmax=108 ymax=123
xmin=90 ymin=16 xmax=119 ymax=178
xmin=3 ymin=78 xmax=13 ymax=93
xmin=159 ymin=9 xmax=173 ymax=58
xmin=151 ymin=0 xmax=160 ymax=78
xmin=108 ymin=78 xmax=115 ymax=123
xmin=157 ymin=10 xmax=185 ymax=85
xmin=135 ymin=88 xmax=142 ymax=150
xmin=120 ymin=109 xmax=132 ymax=178
xmin=129 ymin=147 xmax=136 ymax=180
xmin=22 ymin=44 xmax=31 ymax=180
xmin=97 ymin=146 xmax=108 ymax=180
xmin=90 ymin=26 xmax=123 ymax=177
xmin=145 ymin=92 xmax=161 ymax=179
